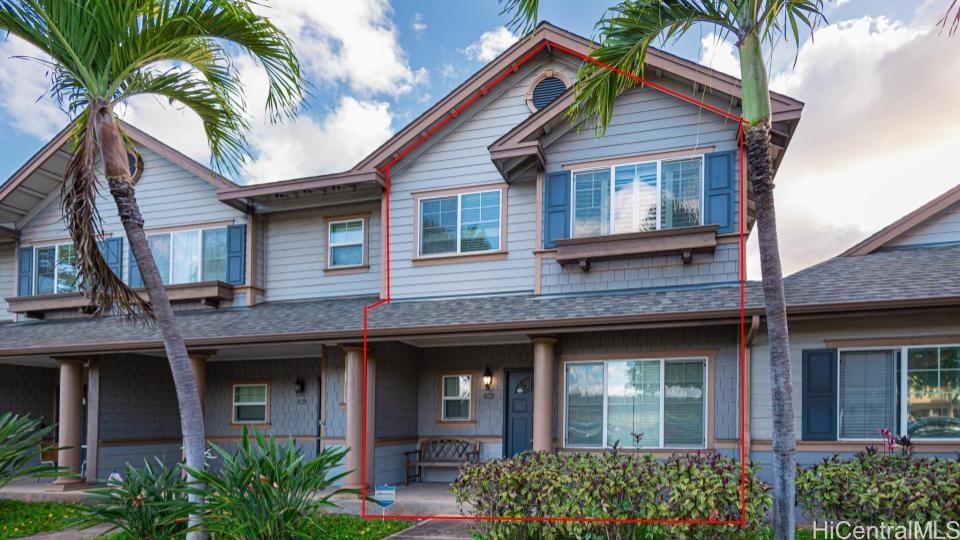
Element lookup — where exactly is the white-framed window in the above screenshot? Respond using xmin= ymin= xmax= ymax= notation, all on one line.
xmin=232 ymin=383 xmax=268 ymax=424
xmin=327 ymin=218 xmax=365 ymax=268
xmin=34 ymin=243 xmax=79 ymax=295
xmin=419 ymin=189 xmax=502 ymax=256
xmin=564 ymin=358 xmax=707 ymax=449
xmin=147 ymin=226 xmax=227 ymax=285
xmin=441 ymin=374 xmax=472 ymax=421
xmin=837 ymin=345 xmax=960 ymax=441
xmin=571 ymin=156 xmax=704 ymax=238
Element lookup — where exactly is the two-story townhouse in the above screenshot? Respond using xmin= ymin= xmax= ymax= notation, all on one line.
xmin=0 ymin=22 xmax=955 ymax=500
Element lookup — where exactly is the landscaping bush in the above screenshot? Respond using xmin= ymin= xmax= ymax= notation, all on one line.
xmin=184 ymin=428 xmax=352 ymax=539
xmin=78 ymin=459 xmax=191 ymax=539
xmin=796 ymin=450 xmax=960 ymax=525
xmin=452 ymin=450 xmax=770 ymax=540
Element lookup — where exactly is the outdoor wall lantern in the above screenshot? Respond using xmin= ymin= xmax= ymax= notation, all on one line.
xmin=482 ymin=366 xmax=493 ymax=390
xmin=294 ymin=377 xmax=306 ymax=396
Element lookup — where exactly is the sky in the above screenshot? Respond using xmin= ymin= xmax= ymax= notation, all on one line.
xmin=0 ymin=0 xmax=956 ymax=279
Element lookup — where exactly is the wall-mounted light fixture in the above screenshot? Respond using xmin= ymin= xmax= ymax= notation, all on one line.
xmin=482 ymin=366 xmax=493 ymax=390
xmin=294 ymin=377 xmax=306 ymax=396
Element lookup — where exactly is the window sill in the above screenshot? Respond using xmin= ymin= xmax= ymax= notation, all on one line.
xmin=229 ymin=422 xmax=271 ymax=429
xmin=323 ymin=264 xmax=370 ymax=275
xmin=554 ymin=225 xmax=718 ymax=271
xmin=412 ymin=251 xmax=508 ymax=266
xmin=5 ymin=281 xmax=236 ymax=319
xmin=435 ymin=420 xmax=478 ymax=428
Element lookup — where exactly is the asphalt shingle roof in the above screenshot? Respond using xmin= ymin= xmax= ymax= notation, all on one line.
xmin=1 ymin=244 xmax=957 ymax=355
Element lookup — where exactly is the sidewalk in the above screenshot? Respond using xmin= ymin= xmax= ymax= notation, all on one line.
xmin=20 ymin=524 xmax=110 ymax=539
xmin=386 ymin=519 xmax=472 ymax=539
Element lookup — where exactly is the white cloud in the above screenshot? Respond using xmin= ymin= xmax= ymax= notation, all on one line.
xmin=411 ymin=12 xmax=427 ymax=37
xmin=0 ymin=36 xmax=68 ymax=140
xmin=698 ymin=33 xmax=740 ymax=77
xmin=747 ymin=14 xmax=960 ymax=278
xmin=257 ymin=0 xmax=427 ymax=97
xmin=440 ymin=62 xmax=465 ymax=81
xmin=461 ymin=27 xmax=518 ymax=62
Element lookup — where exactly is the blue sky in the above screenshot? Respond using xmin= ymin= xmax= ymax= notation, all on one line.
xmin=0 ymin=0 xmax=956 ymax=276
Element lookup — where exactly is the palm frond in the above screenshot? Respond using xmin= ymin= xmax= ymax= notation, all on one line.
xmin=940 ymin=0 xmax=959 ymax=35
xmin=500 ymin=0 xmax=540 ymax=35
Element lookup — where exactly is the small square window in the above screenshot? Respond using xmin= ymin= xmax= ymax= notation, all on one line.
xmin=233 ymin=383 xmax=268 ymax=424
xmin=441 ymin=374 xmax=472 ymax=421
xmin=328 ymin=218 xmax=365 ymax=268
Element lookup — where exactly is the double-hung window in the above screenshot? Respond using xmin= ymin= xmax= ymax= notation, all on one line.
xmin=564 ymin=358 xmax=707 ymax=449
xmin=836 ymin=345 xmax=960 ymax=440
xmin=328 ymin=218 xmax=365 ymax=268
xmin=419 ymin=189 xmax=502 ymax=256
xmin=232 ymin=383 xmax=268 ymax=424
xmin=572 ymin=156 xmax=704 ymax=238
xmin=441 ymin=374 xmax=472 ymax=421
xmin=147 ymin=227 xmax=227 ymax=285
xmin=34 ymin=243 xmax=79 ymax=295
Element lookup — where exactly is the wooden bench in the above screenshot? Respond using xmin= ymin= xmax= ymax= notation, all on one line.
xmin=403 ymin=438 xmax=480 ymax=485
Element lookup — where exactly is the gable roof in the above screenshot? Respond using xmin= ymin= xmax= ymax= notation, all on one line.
xmin=842 ymin=183 xmax=960 ymax=256
xmin=0 ymin=120 xmax=240 ymax=227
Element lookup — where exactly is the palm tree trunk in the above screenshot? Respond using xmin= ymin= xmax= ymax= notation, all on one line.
xmin=92 ymin=103 xmax=206 ymax=538
xmin=739 ymin=33 xmax=796 ymax=540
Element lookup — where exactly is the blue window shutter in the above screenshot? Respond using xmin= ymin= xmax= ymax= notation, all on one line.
xmin=544 ymin=171 xmax=571 ymax=248
xmin=128 ymin=245 xmax=143 ymax=288
xmin=98 ymin=238 xmax=123 ymax=278
xmin=226 ymin=224 xmax=246 ymax=285
xmin=802 ymin=349 xmax=838 ymax=441
xmin=17 ymin=246 xmax=33 ymax=296
xmin=704 ymin=150 xmax=735 ymax=234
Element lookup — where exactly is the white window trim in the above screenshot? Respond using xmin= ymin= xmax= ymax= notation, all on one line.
xmin=562 ymin=357 xmax=708 ymax=450
xmin=440 ymin=374 xmax=473 ymax=422
xmin=33 ymin=242 xmax=76 ymax=295
xmin=418 ymin=189 xmax=502 ymax=258
xmin=569 ymin=155 xmax=706 ymax=238
xmin=327 ymin=218 xmax=365 ymax=268
xmin=836 ymin=344 xmax=960 ymax=442
xmin=232 ymin=383 xmax=268 ymax=424
xmin=148 ymin=225 xmax=228 ymax=284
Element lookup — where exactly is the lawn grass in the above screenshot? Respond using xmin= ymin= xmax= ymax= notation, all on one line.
xmin=0 ymin=499 xmax=82 ymax=539
xmin=316 ymin=514 xmax=414 ymax=539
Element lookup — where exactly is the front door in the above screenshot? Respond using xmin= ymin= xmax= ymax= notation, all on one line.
xmin=505 ymin=370 xmax=534 ymax=456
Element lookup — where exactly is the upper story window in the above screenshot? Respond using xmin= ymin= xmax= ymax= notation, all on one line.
xmin=148 ymin=226 xmax=227 ymax=285
xmin=419 ymin=188 xmax=503 ymax=257
xmin=327 ymin=218 xmax=365 ymax=268
xmin=572 ymin=156 xmax=704 ymax=238
xmin=565 ymin=358 xmax=707 ymax=449
xmin=34 ymin=243 xmax=78 ymax=295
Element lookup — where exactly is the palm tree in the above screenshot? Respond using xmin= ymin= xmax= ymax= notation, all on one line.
xmin=501 ymin=1 xmax=825 ymax=538
xmin=941 ymin=0 xmax=959 ymax=34
xmin=0 ymin=0 xmax=303 ymax=534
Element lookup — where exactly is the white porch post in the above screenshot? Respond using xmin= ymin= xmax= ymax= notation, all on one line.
xmin=532 ymin=337 xmax=557 ymax=453
xmin=343 ymin=346 xmax=375 ymax=489
xmin=51 ymin=358 xmax=84 ymax=488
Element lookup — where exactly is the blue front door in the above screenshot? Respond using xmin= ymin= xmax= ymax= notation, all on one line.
xmin=505 ymin=370 xmax=534 ymax=456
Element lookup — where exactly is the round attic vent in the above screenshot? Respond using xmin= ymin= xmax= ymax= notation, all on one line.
xmin=530 ymin=76 xmax=566 ymax=111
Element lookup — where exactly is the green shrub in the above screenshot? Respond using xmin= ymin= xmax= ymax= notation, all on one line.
xmin=77 ymin=459 xmax=191 ymax=539
xmin=0 ymin=412 xmax=60 ymax=488
xmin=796 ymin=451 xmax=960 ymax=524
xmin=184 ymin=428 xmax=352 ymax=539
xmin=452 ymin=450 xmax=770 ymax=540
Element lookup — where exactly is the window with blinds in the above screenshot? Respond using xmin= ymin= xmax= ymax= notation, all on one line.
xmin=839 ymin=350 xmax=899 ymax=439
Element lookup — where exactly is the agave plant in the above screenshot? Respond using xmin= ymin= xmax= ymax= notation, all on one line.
xmin=183 ymin=428 xmax=353 ymax=540
xmin=0 ymin=412 xmax=61 ymax=489
xmin=77 ymin=458 xmax=192 ymax=539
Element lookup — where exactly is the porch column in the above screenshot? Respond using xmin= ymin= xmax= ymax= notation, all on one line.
xmin=188 ymin=352 xmax=208 ymax=418
xmin=52 ymin=358 xmax=84 ymax=488
xmin=85 ymin=358 xmax=100 ymax=484
xmin=532 ymin=337 xmax=557 ymax=453
xmin=343 ymin=346 xmax=375 ymax=489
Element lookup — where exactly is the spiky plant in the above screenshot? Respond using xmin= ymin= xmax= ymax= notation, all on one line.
xmin=0 ymin=412 xmax=61 ymax=489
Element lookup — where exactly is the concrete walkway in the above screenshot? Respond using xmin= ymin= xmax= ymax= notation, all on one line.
xmin=20 ymin=524 xmax=111 ymax=539
xmin=386 ymin=519 xmax=473 ymax=539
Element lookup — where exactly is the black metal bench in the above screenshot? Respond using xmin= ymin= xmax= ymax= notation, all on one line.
xmin=403 ymin=438 xmax=480 ymax=485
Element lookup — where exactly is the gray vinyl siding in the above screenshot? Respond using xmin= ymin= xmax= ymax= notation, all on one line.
xmin=0 ymin=243 xmax=14 ymax=320
xmin=99 ymin=354 xmax=181 ymax=442
xmin=12 ymin=146 xmax=248 ymax=315
xmin=541 ymin=81 xmax=742 ymax=293
xmin=263 ymin=203 xmax=380 ymax=301
xmin=749 ymin=310 xmax=960 ymax=441
xmin=387 ymin=57 xmax=580 ymax=299
xmin=887 ymin=200 xmax=960 ymax=248
xmin=560 ymin=327 xmax=740 ymax=442
xmin=374 ymin=342 xmax=419 ymax=440
xmin=0 ymin=363 xmax=55 ymax=421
